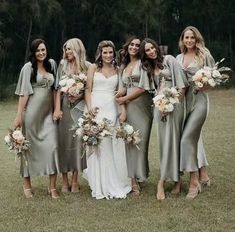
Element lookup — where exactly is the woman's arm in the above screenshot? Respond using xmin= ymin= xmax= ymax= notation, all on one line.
xmin=116 ymin=87 xmax=145 ymax=105
xmin=84 ymin=64 xmax=96 ymax=111
xmin=14 ymin=96 xmax=29 ymax=128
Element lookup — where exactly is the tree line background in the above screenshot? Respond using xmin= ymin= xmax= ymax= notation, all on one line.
xmin=0 ymin=0 xmax=234 ymax=99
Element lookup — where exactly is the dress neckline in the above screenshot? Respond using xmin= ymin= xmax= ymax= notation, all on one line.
xmin=95 ymin=72 xmax=117 ymax=79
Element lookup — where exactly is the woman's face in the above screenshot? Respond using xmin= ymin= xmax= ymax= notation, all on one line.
xmin=35 ymin=43 xmax=47 ymax=62
xmin=144 ymin=42 xmax=157 ymax=59
xmin=183 ymin=30 xmax=196 ymax=50
xmin=65 ymin=44 xmax=75 ymax=62
xmin=101 ymin=46 xmax=114 ymax=64
xmin=128 ymin=39 xmax=140 ymax=57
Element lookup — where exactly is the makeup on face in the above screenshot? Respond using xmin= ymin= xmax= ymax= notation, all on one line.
xmin=101 ymin=46 xmax=114 ymax=64
xmin=128 ymin=39 xmax=141 ymax=56
xmin=35 ymin=43 xmax=47 ymax=62
xmin=65 ymin=45 xmax=75 ymax=61
xmin=145 ymin=42 xmax=157 ymax=59
xmin=183 ymin=30 xmax=196 ymax=50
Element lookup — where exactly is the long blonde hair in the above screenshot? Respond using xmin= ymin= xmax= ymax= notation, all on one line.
xmin=179 ymin=26 xmax=211 ymax=65
xmin=62 ymin=38 xmax=88 ymax=74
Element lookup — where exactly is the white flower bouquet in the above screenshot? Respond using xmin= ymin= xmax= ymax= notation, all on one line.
xmin=115 ymin=123 xmax=141 ymax=149
xmin=4 ymin=128 xmax=30 ymax=164
xmin=59 ymin=73 xmax=87 ymax=97
xmin=153 ymin=87 xmax=180 ymax=122
xmin=192 ymin=58 xmax=231 ymax=93
xmin=71 ymin=107 xmax=112 ymax=156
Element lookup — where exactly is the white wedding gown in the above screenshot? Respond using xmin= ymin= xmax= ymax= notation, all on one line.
xmin=85 ymin=72 xmax=131 ymax=199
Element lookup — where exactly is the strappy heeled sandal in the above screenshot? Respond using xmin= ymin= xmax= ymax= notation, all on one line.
xmin=186 ymin=184 xmax=201 ymax=200
xmin=48 ymin=188 xmax=60 ymax=199
xmin=23 ymin=187 xmax=33 ymax=199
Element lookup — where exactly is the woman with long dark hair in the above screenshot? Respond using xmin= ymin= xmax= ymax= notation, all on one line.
xmin=14 ymin=38 xmax=60 ymax=199
xmin=139 ymin=38 xmax=188 ymax=200
xmin=116 ymin=36 xmax=153 ymax=196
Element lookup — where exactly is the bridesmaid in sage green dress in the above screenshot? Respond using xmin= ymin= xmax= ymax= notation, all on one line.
xmin=14 ymin=39 xmax=60 ymax=199
xmin=116 ymin=36 xmax=153 ymax=195
xmin=54 ymin=38 xmax=90 ymax=193
xmin=139 ymin=38 xmax=188 ymax=200
xmin=176 ymin=26 xmax=215 ymax=199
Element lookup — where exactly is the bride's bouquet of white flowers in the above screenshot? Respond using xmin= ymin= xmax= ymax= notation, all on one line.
xmin=153 ymin=86 xmax=180 ymax=122
xmin=59 ymin=73 xmax=87 ymax=97
xmin=192 ymin=58 xmax=231 ymax=93
xmin=71 ymin=107 xmax=112 ymax=156
xmin=4 ymin=128 xmax=30 ymax=164
xmin=115 ymin=123 xmax=141 ymax=149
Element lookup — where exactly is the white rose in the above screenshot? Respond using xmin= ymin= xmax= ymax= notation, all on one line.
xmin=124 ymin=124 xmax=134 ymax=134
xmin=78 ymin=118 xmax=84 ymax=126
xmin=208 ymin=78 xmax=216 ymax=87
xmin=170 ymin=87 xmax=178 ymax=95
xmin=67 ymin=79 xmax=76 ymax=88
xmin=202 ymin=76 xmax=209 ymax=83
xmin=12 ymin=130 xmax=24 ymax=141
xmin=197 ymin=82 xmax=203 ymax=88
xmin=166 ymin=103 xmax=174 ymax=112
xmin=61 ymin=86 xmax=69 ymax=93
xmin=83 ymin=135 xmax=89 ymax=141
xmin=212 ymin=70 xmax=221 ymax=78
xmin=4 ymin=135 xmax=11 ymax=143
xmin=59 ymin=79 xmax=67 ymax=87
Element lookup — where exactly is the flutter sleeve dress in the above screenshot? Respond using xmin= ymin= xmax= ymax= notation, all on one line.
xmin=15 ymin=60 xmax=60 ymax=177
xmin=120 ymin=60 xmax=153 ymax=181
xmin=152 ymin=55 xmax=188 ymax=181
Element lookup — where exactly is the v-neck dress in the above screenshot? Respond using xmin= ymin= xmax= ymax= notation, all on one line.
xmin=152 ymin=55 xmax=188 ymax=181
xmin=15 ymin=60 xmax=60 ymax=177
xmin=176 ymin=53 xmax=215 ymax=171
xmin=119 ymin=60 xmax=153 ymax=181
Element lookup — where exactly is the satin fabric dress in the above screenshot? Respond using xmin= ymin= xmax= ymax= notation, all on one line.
xmin=152 ymin=55 xmax=188 ymax=181
xmin=176 ymin=53 xmax=215 ymax=171
xmin=15 ymin=60 xmax=60 ymax=177
xmin=55 ymin=61 xmax=89 ymax=173
xmin=119 ymin=60 xmax=153 ymax=181
xmin=85 ymin=72 xmax=131 ymax=199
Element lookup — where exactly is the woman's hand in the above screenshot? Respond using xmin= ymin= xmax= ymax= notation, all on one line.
xmin=14 ymin=113 xmax=22 ymax=128
xmin=53 ymin=110 xmax=63 ymax=121
xmin=119 ymin=111 xmax=127 ymax=123
xmin=116 ymin=96 xmax=127 ymax=105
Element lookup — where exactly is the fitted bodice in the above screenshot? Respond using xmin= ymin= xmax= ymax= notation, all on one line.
xmin=92 ymin=72 xmax=118 ymax=93
xmin=32 ymin=72 xmax=54 ymax=89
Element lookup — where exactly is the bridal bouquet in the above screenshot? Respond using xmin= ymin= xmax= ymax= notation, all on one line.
xmin=192 ymin=58 xmax=231 ymax=93
xmin=115 ymin=123 xmax=141 ymax=149
xmin=71 ymin=107 xmax=112 ymax=156
xmin=59 ymin=73 xmax=87 ymax=97
xmin=153 ymin=87 xmax=180 ymax=122
xmin=4 ymin=128 xmax=30 ymax=164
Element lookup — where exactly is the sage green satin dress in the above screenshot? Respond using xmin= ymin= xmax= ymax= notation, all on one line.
xmin=119 ymin=60 xmax=153 ymax=181
xmin=55 ymin=61 xmax=89 ymax=173
xmin=15 ymin=61 xmax=60 ymax=177
xmin=152 ymin=55 xmax=188 ymax=181
xmin=176 ymin=53 xmax=215 ymax=171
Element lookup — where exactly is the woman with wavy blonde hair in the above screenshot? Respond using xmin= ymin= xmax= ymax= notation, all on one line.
xmin=54 ymin=38 xmax=90 ymax=193
xmin=176 ymin=26 xmax=215 ymax=199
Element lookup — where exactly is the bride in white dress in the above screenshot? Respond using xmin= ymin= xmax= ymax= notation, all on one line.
xmin=84 ymin=40 xmax=131 ymax=199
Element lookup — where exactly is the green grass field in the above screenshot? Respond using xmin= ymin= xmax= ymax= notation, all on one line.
xmin=0 ymin=89 xmax=235 ymax=232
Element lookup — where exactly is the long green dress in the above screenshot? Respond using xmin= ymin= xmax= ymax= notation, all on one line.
xmin=119 ymin=60 xmax=153 ymax=181
xmin=15 ymin=60 xmax=60 ymax=177
xmin=152 ymin=55 xmax=188 ymax=181
xmin=55 ymin=61 xmax=89 ymax=173
xmin=176 ymin=53 xmax=215 ymax=171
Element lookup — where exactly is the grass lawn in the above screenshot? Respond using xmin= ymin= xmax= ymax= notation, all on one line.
xmin=0 ymin=89 xmax=234 ymax=232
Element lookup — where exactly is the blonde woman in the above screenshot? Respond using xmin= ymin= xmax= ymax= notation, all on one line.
xmin=54 ymin=38 xmax=90 ymax=193
xmin=176 ymin=26 xmax=215 ymax=199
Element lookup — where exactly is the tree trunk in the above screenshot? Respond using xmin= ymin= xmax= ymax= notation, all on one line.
xmin=24 ymin=19 xmax=32 ymax=63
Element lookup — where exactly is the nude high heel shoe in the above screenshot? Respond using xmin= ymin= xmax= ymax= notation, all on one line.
xmin=186 ymin=184 xmax=201 ymax=200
